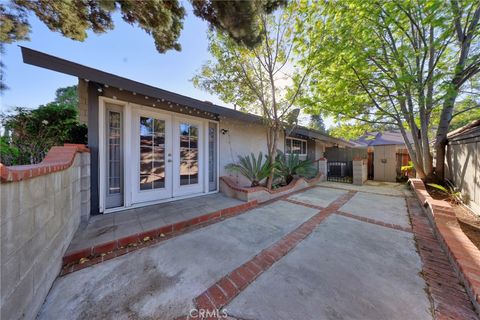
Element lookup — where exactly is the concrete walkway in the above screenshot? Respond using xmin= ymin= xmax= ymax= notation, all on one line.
xmin=38 ymin=182 xmax=475 ymax=320
xmin=66 ymin=193 xmax=243 ymax=254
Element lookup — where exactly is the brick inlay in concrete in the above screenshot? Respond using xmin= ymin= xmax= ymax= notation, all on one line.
xmin=407 ymin=197 xmax=478 ymax=320
xmin=192 ymin=191 xmax=357 ymax=316
xmin=336 ymin=210 xmax=413 ymax=233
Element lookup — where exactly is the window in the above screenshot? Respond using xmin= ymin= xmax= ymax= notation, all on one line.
xmin=286 ymin=137 xmax=307 ymax=155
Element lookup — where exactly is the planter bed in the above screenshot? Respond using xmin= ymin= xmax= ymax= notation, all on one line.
xmin=220 ymin=173 xmax=323 ymax=203
xmin=409 ymin=178 xmax=480 ymax=315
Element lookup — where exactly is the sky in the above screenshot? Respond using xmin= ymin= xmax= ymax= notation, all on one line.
xmin=1 ymin=4 xmax=226 ymax=111
xmin=1 ymin=3 xmax=326 ymax=127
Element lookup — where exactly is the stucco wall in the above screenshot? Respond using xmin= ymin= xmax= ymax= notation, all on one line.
xmin=218 ymin=118 xmax=285 ymax=187
xmin=0 ymin=152 xmax=90 ymax=320
xmin=446 ymin=137 xmax=480 ymax=214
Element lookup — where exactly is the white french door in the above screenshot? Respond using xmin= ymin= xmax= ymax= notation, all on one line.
xmin=101 ymin=98 xmax=216 ymax=212
xmin=132 ymin=111 xmax=173 ymax=203
xmin=173 ymin=117 xmax=203 ymax=197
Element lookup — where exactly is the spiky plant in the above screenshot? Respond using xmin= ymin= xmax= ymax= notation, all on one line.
xmin=225 ymin=152 xmax=272 ymax=187
xmin=275 ymin=151 xmax=317 ymax=185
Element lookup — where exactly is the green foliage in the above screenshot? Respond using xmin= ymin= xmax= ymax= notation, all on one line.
xmin=308 ymin=114 xmax=326 ymax=133
xmin=1 ymin=0 xmax=286 ymax=92
xmin=1 ymin=85 xmax=87 ymax=165
xmin=192 ymin=0 xmax=287 ymax=47
xmin=275 ymin=151 xmax=316 ymax=185
xmin=193 ymin=7 xmax=310 ymax=188
xmin=293 ymin=0 xmax=480 ymax=179
xmin=0 ymin=136 xmax=20 ymax=165
xmin=427 ymin=180 xmax=462 ymax=204
xmin=225 ymin=152 xmax=272 ymax=187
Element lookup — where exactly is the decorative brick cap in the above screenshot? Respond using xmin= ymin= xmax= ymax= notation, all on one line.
xmin=409 ymin=177 xmax=480 ymax=312
xmin=0 ymin=144 xmax=89 ymax=183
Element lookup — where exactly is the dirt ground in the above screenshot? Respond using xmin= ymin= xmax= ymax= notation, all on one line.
xmin=426 ymin=185 xmax=480 ymax=250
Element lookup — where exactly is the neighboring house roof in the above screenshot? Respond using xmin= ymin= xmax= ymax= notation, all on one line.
xmin=350 ymin=130 xmax=413 ymax=147
xmin=447 ymin=120 xmax=480 ymax=142
xmin=21 ymin=46 xmax=348 ymax=146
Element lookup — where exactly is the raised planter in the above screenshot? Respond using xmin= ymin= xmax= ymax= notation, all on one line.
xmin=409 ymin=178 xmax=480 ymax=315
xmin=220 ymin=173 xmax=323 ymax=203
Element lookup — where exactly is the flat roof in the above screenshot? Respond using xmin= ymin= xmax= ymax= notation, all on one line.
xmin=21 ymin=46 xmax=349 ymax=146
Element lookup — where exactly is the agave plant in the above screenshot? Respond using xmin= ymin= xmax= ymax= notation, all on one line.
xmin=427 ymin=180 xmax=462 ymax=204
xmin=225 ymin=152 xmax=272 ymax=187
xmin=275 ymin=151 xmax=317 ymax=185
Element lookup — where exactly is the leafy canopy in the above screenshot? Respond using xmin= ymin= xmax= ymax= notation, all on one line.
xmin=1 ymin=0 xmax=286 ymax=91
xmin=293 ymin=0 xmax=480 ymax=179
xmin=1 ymin=85 xmax=87 ymax=165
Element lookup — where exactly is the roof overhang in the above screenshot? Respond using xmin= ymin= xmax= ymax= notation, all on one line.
xmin=21 ymin=46 xmax=347 ymax=144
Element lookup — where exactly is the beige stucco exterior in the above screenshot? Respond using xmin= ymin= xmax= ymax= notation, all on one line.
xmin=218 ymin=117 xmax=286 ymax=187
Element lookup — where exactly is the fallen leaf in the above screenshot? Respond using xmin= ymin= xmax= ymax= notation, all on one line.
xmin=79 ymin=257 xmax=89 ymax=264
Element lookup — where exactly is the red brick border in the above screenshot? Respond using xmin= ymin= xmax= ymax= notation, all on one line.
xmin=191 ymin=191 xmax=356 ymax=318
xmin=0 ymin=144 xmax=89 ymax=182
xmin=336 ymin=211 xmax=413 ymax=233
xmin=282 ymin=198 xmax=324 ymax=210
xmin=60 ymin=200 xmax=258 ymax=275
xmin=410 ymin=178 xmax=480 ymax=315
xmin=406 ymin=196 xmax=478 ymax=319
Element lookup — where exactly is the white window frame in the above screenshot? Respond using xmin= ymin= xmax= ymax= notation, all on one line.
xmin=285 ymin=137 xmax=308 ymax=156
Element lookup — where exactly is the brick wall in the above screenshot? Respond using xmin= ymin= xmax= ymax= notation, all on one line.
xmin=0 ymin=145 xmax=90 ymax=320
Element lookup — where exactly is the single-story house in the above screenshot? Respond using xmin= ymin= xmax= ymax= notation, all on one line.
xmin=20 ymin=47 xmax=349 ymax=216
xmin=350 ymin=131 xmax=413 ymax=182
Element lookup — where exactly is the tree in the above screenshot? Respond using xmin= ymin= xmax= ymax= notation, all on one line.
xmin=308 ymin=114 xmax=326 ymax=133
xmin=192 ymin=9 xmax=314 ymax=188
xmin=1 ymin=85 xmax=86 ymax=165
xmin=294 ymin=0 xmax=480 ymax=181
xmin=0 ymin=0 xmax=286 ymax=92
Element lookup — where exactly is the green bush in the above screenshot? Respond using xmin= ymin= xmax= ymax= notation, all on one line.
xmin=275 ymin=150 xmax=317 ymax=185
xmin=0 ymin=85 xmax=87 ymax=166
xmin=225 ymin=152 xmax=272 ymax=187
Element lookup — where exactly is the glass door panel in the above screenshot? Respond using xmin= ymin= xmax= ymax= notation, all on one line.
xmin=179 ymin=123 xmax=199 ymax=186
xmin=139 ymin=117 xmax=166 ymax=190
xmin=132 ymin=113 xmax=172 ymax=204
xmin=174 ymin=118 xmax=203 ymax=196
xmin=105 ymin=107 xmax=123 ymax=209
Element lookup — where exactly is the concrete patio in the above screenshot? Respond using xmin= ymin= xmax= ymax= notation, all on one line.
xmin=66 ymin=193 xmax=244 ymax=254
xmin=38 ymin=182 xmax=478 ymax=320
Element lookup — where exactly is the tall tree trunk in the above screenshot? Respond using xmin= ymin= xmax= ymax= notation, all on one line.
xmin=435 ymin=90 xmax=458 ymax=179
xmin=266 ymin=124 xmax=279 ymax=189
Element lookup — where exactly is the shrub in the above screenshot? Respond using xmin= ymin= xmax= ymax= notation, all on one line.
xmin=225 ymin=152 xmax=272 ymax=187
xmin=275 ymin=151 xmax=317 ymax=185
xmin=0 ymin=85 xmax=87 ymax=165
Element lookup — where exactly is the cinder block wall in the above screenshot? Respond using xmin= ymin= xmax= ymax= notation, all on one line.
xmin=353 ymin=159 xmax=367 ymax=185
xmin=0 ymin=152 xmax=90 ymax=320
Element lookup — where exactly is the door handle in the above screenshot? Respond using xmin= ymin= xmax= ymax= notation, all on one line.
xmin=167 ymin=159 xmax=172 ymax=162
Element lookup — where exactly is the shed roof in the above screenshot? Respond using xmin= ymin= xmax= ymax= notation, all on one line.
xmin=20 ymin=46 xmax=349 ymax=146
xmin=350 ymin=130 xmax=412 ymax=147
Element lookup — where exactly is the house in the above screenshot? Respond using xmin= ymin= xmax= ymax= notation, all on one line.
xmin=350 ymin=130 xmax=413 ymax=182
xmin=445 ymin=120 xmax=480 ymax=214
xmin=20 ymin=47 xmax=349 ymax=217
